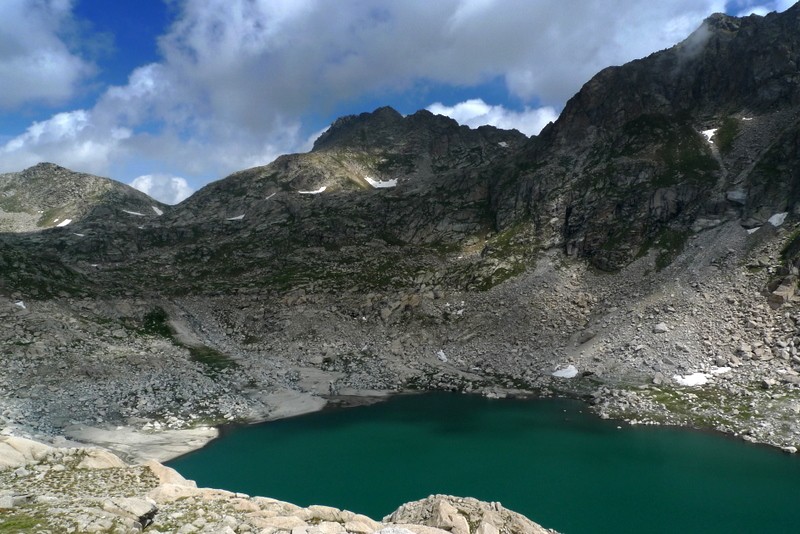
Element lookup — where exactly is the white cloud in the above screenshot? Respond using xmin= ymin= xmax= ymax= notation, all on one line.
xmin=0 ymin=110 xmax=131 ymax=174
xmin=734 ymin=1 xmax=796 ymax=16
xmin=0 ymin=0 xmax=94 ymax=109
xmin=130 ymin=174 xmax=194 ymax=205
xmin=427 ymin=99 xmax=558 ymax=136
xmin=0 ymin=0 xmax=753 ymax=186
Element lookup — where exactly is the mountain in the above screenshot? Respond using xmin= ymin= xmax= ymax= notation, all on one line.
xmin=0 ymin=163 xmax=167 ymax=233
xmin=2 ymin=5 xmax=800 ymax=511
xmin=491 ymin=4 xmax=800 ymax=269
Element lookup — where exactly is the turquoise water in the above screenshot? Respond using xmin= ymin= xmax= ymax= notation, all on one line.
xmin=168 ymin=393 xmax=800 ymax=533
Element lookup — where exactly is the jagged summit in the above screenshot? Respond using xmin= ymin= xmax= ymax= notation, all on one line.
xmin=494 ymin=3 xmax=800 ymax=270
xmin=312 ymin=106 xmax=405 ymax=151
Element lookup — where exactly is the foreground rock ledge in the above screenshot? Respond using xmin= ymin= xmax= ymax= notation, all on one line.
xmin=0 ymin=436 xmax=557 ymax=534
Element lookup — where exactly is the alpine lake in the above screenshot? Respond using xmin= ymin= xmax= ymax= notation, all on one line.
xmin=168 ymin=392 xmax=800 ymax=534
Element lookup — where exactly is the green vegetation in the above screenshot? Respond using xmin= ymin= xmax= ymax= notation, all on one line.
xmin=0 ymin=513 xmax=45 ymax=532
xmin=618 ymin=114 xmax=719 ymax=187
xmin=715 ymin=117 xmax=740 ymax=154
xmin=141 ymin=307 xmax=172 ymax=338
xmin=187 ymin=345 xmax=238 ymax=375
xmin=780 ymin=227 xmax=800 ymax=262
xmin=654 ymin=228 xmax=690 ymax=270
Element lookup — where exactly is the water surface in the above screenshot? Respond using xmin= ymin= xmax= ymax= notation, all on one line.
xmin=168 ymin=393 xmax=800 ymax=533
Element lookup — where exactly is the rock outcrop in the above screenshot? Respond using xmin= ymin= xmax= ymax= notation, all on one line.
xmin=0 ymin=437 xmax=557 ymax=534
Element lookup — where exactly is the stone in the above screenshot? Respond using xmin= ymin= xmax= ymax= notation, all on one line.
xmin=345 ymin=516 xmax=383 ymax=534
xmin=102 ymin=497 xmax=158 ymax=528
xmin=653 ymin=322 xmax=669 ymax=333
xmin=0 ymin=495 xmax=15 ymax=509
xmin=144 ymin=459 xmax=197 ymax=487
xmin=77 ymin=448 xmax=127 ymax=469
xmin=0 ymin=436 xmax=52 ymax=469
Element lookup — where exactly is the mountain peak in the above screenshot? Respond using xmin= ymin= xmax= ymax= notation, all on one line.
xmin=311 ymin=106 xmax=404 ymax=151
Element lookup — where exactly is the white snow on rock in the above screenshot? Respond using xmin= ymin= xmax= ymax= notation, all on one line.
xmin=701 ymin=129 xmax=717 ymax=142
xmin=14 ymin=301 xmax=25 ymax=309
xmin=552 ymin=365 xmax=579 ymax=378
xmin=436 ymin=350 xmax=448 ymax=363
xmin=747 ymin=227 xmax=761 ymax=234
xmin=73 ymin=233 xmax=85 ymax=237
xmin=710 ymin=366 xmax=732 ymax=375
xmin=673 ymin=372 xmax=709 ymax=386
xmin=742 ymin=117 xmax=753 ymax=121
xmin=56 ymin=219 xmax=72 ymax=227
xmin=151 ymin=206 xmax=163 ymax=216
xmin=298 ymin=186 xmax=326 ymax=194
xmin=498 ymin=141 xmax=509 ymax=148
xmin=364 ymin=176 xmax=397 ymax=189
xmin=122 ymin=210 xmax=145 ymax=216
xmin=768 ymin=212 xmax=788 ymax=227
xmin=226 ymin=214 xmax=245 ymax=221
xmin=265 ymin=192 xmax=276 ymax=200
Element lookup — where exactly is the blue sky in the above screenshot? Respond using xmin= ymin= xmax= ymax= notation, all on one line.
xmin=0 ymin=0 xmax=795 ymax=203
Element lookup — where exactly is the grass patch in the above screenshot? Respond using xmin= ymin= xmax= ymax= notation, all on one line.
xmin=141 ymin=307 xmax=172 ymax=338
xmin=187 ymin=345 xmax=238 ymax=375
xmin=0 ymin=513 xmax=46 ymax=532
xmin=715 ymin=117 xmax=740 ymax=154
xmin=654 ymin=228 xmax=690 ymax=270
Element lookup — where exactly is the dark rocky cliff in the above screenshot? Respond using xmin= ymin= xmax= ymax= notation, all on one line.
xmin=490 ymin=4 xmax=800 ymax=269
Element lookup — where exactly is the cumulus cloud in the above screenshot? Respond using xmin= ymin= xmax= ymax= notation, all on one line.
xmin=0 ymin=0 xmax=94 ymax=109
xmin=0 ymin=109 xmax=131 ymax=174
xmin=0 ymin=0 xmax=748 ymax=186
xmin=130 ymin=174 xmax=194 ymax=205
xmin=427 ymin=99 xmax=558 ymax=136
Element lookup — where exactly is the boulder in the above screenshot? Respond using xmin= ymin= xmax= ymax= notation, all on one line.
xmin=77 ymin=448 xmax=127 ymax=469
xmin=0 ymin=436 xmax=52 ymax=469
xmin=102 ymin=497 xmax=158 ymax=528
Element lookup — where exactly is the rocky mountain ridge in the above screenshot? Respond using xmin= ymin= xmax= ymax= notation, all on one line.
xmin=3 ymin=5 xmax=800 ymax=532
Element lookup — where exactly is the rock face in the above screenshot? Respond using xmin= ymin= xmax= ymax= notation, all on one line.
xmin=0 ymin=437 xmax=557 ymax=534
xmin=491 ymin=4 xmax=800 ymax=270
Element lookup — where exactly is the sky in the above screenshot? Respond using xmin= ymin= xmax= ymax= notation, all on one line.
xmin=0 ymin=0 xmax=796 ymax=204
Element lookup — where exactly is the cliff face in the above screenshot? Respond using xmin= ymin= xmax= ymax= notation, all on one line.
xmin=490 ymin=4 xmax=800 ymax=269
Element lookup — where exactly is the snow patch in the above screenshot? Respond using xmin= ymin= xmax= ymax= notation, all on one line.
xmin=14 ymin=301 xmax=25 ymax=309
xmin=226 ymin=214 xmax=245 ymax=221
xmin=552 ymin=365 xmax=579 ymax=378
xmin=498 ymin=141 xmax=508 ymax=148
xmin=701 ymin=129 xmax=717 ymax=143
xmin=436 ymin=350 xmax=448 ymax=363
xmin=364 ymin=176 xmax=398 ymax=189
xmin=747 ymin=227 xmax=760 ymax=234
xmin=265 ymin=192 xmax=276 ymax=200
xmin=56 ymin=219 xmax=72 ymax=227
xmin=122 ymin=210 xmax=145 ymax=216
xmin=152 ymin=206 xmax=163 ymax=216
xmin=298 ymin=186 xmax=326 ymax=195
xmin=768 ymin=212 xmax=788 ymax=227
xmin=73 ymin=233 xmax=85 ymax=237
xmin=673 ymin=372 xmax=709 ymax=386
xmin=742 ymin=117 xmax=753 ymax=121
xmin=710 ymin=366 xmax=732 ymax=375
